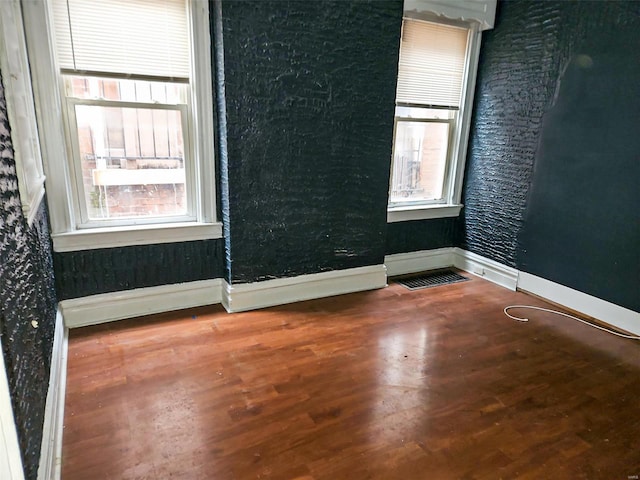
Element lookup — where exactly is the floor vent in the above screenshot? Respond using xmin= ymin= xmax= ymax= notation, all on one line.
xmin=395 ymin=269 xmax=469 ymax=290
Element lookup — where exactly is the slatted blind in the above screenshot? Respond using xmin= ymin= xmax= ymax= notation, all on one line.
xmin=51 ymin=0 xmax=190 ymax=79
xmin=396 ymin=19 xmax=469 ymax=109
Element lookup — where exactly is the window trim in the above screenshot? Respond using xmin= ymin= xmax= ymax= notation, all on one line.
xmin=0 ymin=0 xmax=46 ymax=227
xmin=388 ymin=12 xmax=484 ymax=223
xmin=21 ymin=0 xmax=222 ymax=251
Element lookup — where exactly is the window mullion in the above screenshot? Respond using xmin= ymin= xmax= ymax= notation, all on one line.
xmin=63 ymin=97 xmax=90 ymax=226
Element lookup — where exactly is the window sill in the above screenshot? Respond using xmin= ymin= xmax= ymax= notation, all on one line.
xmin=51 ymin=221 xmax=223 ymax=252
xmin=387 ymin=204 xmax=463 ymax=223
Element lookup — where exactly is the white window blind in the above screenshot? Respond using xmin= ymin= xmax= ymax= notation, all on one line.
xmin=396 ymin=19 xmax=468 ymax=109
xmin=51 ymin=0 xmax=190 ymax=80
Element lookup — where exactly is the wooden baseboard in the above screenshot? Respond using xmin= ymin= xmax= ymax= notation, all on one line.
xmin=517 ymin=272 xmax=640 ymax=336
xmin=222 ymin=265 xmax=387 ymax=313
xmin=37 ymin=309 xmax=67 ymax=480
xmin=452 ymin=248 xmax=519 ymax=290
xmin=386 ymin=248 xmax=637 ymax=335
xmin=384 ymin=248 xmax=455 ymax=277
xmin=384 ymin=247 xmax=519 ymax=291
xmin=60 ymin=279 xmax=223 ymax=328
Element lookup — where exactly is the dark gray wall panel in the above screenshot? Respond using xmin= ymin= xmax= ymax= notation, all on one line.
xmin=460 ymin=0 xmax=640 ymax=311
xmin=218 ymin=0 xmax=402 ymax=283
xmin=516 ymin=1 xmax=640 ymax=312
xmin=53 ymin=239 xmax=225 ymax=300
xmin=460 ymin=0 xmax=563 ymax=267
xmin=0 ymin=74 xmax=57 ymax=480
xmin=386 ymin=218 xmax=457 ymax=255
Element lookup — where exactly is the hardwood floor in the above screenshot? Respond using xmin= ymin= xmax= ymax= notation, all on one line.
xmin=61 ymin=274 xmax=640 ymax=479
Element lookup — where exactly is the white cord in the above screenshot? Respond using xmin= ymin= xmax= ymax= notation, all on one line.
xmin=504 ymin=305 xmax=640 ymax=340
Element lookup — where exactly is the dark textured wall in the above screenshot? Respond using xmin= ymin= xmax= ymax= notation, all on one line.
xmin=460 ymin=0 xmax=562 ymax=267
xmin=217 ymin=0 xmax=402 ymax=283
xmin=0 ymin=74 xmax=57 ymax=480
xmin=53 ymin=239 xmax=225 ymax=300
xmin=461 ymin=0 xmax=640 ymax=311
xmin=386 ymin=218 xmax=457 ymax=255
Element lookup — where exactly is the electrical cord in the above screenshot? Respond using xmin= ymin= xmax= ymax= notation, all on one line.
xmin=504 ymin=305 xmax=640 ymax=340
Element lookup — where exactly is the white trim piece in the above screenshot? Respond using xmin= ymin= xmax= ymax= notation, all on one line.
xmin=450 ymin=26 xmax=482 ymax=204
xmin=51 ymin=221 xmax=223 ymax=252
xmin=189 ymin=0 xmax=217 ymax=224
xmin=37 ymin=310 xmax=67 ymax=480
xmin=0 ymin=0 xmax=47 ymax=227
xmin=384 ymin=247 xmax=455 ymax=277
xmin=404 ymin=0 xmax=497 ymax=31
xmin=387 ymin=204 xmax=462 ymax=223
xmin=60 ymin=278 xmax=223 ymax=328
xmin=22 ymin=0 xmax=75 ymax=235
xmin=453 ymin=248 xmax=518 ymax=290
xmin=222 ymin=265 xmax=387 ymax=313
xmin=517 ymin=272 xmax=640 ymax=336
xmin=0 ymin=337 xmax=25 ymax=480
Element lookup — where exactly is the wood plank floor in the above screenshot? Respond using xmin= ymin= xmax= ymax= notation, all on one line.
xmin=61 ymin=274 xmax=640 ymax=479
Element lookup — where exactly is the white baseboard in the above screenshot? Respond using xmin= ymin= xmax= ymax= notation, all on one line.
xmin=60 ymin=279 xmax=223 ymax=328
xmin=453 ymin=248 xmax=519 ymax=290
xmin=38 ymin=310 xmax=67 ymax=480
xmin=383 ymin=247 xmax=518 ymax=291
xmin=0 ymin=337 xmax=25 ymax=480
xmin=517 ymin=272 xmax=640 ymax=336
xmin=384 ymin=247 xmax=455 ymax=277
xmin=386 ymin=247 xmax=638 ymax=335
xmin=222 ymin=265 xmax=387 ymax=313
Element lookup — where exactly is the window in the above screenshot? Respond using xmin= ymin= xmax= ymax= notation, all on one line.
xmin=22 ymin=0 xmax=220 ymax=250
xmin=388 ymin=12 xmax=484 ymax=222
xmin=51 ymin=0 xmax=196 ymax=227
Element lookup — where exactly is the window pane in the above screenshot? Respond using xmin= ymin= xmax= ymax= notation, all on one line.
xmin=389 ymin=121 xmax=449 ymax=203
xmin=395 ymin=106 xmax=455 ymax=120
xmin=74 ymin=104 xmax=187 ymax=220
xmin=65 ymin=76 xmax=186 ymax=104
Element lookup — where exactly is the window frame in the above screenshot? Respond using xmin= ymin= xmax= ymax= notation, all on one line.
xmin=21 ymin=0 xmax=221 ymax=251
xmin=388 ymin=13 xmax=483 ymax=223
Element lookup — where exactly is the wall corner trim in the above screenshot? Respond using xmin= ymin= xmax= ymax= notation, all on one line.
xmin=383 ymin=248 xmax=518 ymax=290
xmin=517 ymin=272 xmax=640 ymax=336
xmin=59 ymin=279 xmax=223 ymax=329
xmin=222 ymin=265 xmax=388 ymax=313
xmin=453 ymin=248 xmax=519 ymax=290
xmin=384 ymin=248 xmax=455 ymax=277
xmin=37 ymin=310 xmax=67 ymax=480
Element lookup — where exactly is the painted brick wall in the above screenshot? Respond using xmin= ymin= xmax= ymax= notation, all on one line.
xmin=460 ymin=0 xmax=640 ymax=311
xmin=216 ymin=0 xmax=402 ymax=283
xmin=460 ymin=0 xmax=563 ymax=267
xmin=386 ymin=218 xmax=457 ymax=255
xmin=54 ymin=239 xmax=225 ymax=300
xmin=0 ymin=73 xmax=57 ymax=480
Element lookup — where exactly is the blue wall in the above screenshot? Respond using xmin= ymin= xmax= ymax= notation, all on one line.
xmin=461 ymin=0 xmax=640 ymax=312
xmin=51 ymin=0 xmax=640 ymax=315
xmin=215 ymin=0 xmax=402 ymax=283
